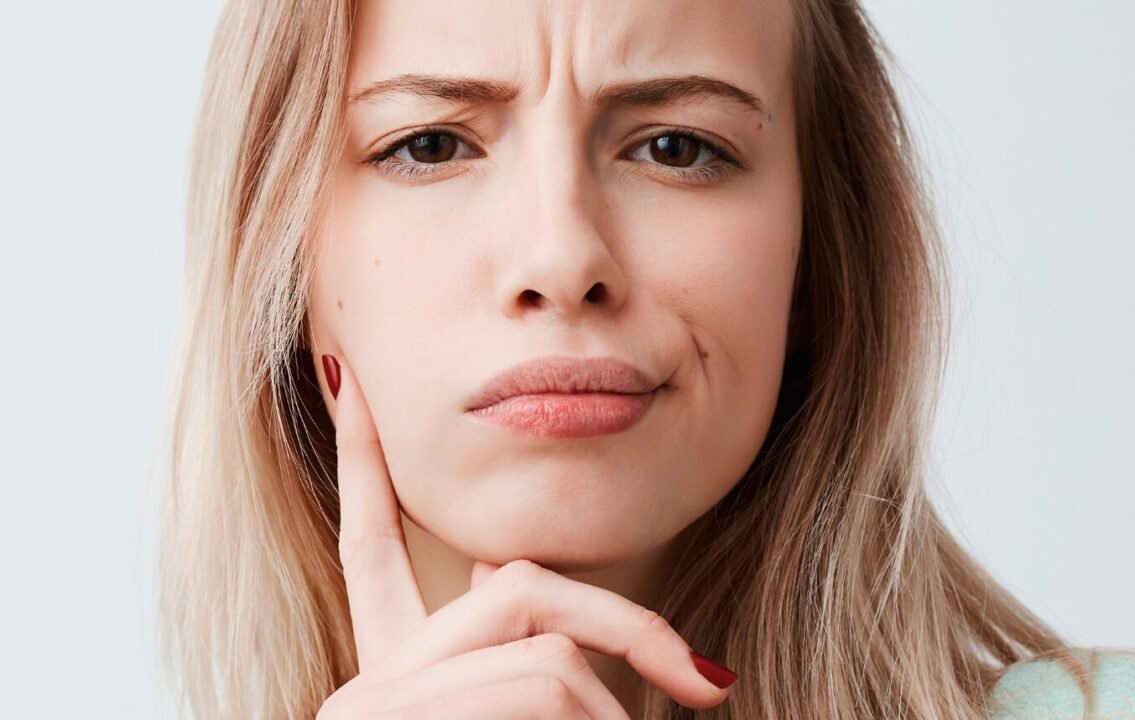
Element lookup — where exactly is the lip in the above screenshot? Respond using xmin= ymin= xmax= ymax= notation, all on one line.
xmin=465 ymin=355 xmax=663 ymax=439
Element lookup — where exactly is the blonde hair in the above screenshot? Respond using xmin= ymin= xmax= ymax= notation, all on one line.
xmin=157 ymin=0 xmax=1100 ymax=717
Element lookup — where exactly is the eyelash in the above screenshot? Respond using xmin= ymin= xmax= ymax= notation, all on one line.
xmin=362 ymin=125 xmax=745 ymax=186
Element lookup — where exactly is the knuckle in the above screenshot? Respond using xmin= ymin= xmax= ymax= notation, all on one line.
xmin=334 ymin=428 xmax=381 ymax=454
xmin=636 ymin=605 xmax=673 ymax=637
xmin=526 ymin=674 xmax=576 ymax=711
xmin=337 ymin=523 xmax=404 ymax=570
xmin=486 ymin=560 xmax=544 ymax=636
xmin=527 ymin=633 xmax=589 ymax=672
xmin=492 ymin=558 xmax=544 ymax=587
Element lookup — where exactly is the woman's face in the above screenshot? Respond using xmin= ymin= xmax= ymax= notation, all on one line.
xmin=309 ymin=0 xmax=801 ymax=571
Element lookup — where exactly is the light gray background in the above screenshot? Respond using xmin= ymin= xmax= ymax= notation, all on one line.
xmin=1 ymin=2 xmax=1131 ymax=717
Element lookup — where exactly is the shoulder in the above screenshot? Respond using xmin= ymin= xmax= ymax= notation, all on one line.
xmin=987 ymin=649 xmax=1135 ymax=719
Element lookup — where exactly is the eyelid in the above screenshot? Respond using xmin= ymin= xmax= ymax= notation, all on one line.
xmin=369 ymin=125 xmax=481 ymax=163
xmin=622 ymin=126 xmax=744 ymax=167
xmin=362 ymin=125 xmax=745 ymax=183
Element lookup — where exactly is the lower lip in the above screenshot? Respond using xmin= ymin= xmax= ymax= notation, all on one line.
xmin=467 ymin=391 xmax=656 ymax=439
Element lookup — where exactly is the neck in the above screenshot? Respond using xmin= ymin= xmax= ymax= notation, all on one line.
xmin=400 ymin=511 xmax=690 ymax=718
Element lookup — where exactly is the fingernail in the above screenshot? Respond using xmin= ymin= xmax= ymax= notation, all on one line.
xmin=321 ymin=354 xmax=341 ymax=399
xmin=689 ymin=650 xmax=738 ymax=689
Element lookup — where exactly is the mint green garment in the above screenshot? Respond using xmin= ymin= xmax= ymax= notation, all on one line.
xmin=987 ymin=650 xmax=1135 ymax=719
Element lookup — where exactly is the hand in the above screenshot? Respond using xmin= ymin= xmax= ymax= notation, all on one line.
xmin=315 ymin=355 xmax=736 ymax=719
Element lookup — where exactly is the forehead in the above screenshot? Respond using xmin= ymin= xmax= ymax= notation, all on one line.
xmin=347 ymin=0 xmax=793 ymax=110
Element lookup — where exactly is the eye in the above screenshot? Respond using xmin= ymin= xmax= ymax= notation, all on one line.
xmin=625 ymin=130 xmax=745 ymax=186
xmin=633 ymin=134 xmax=711 ymax=167
xmin=363 ymin=125 xmax=744 ymax=186
xmin=364 ymin=127 xmax=481 ymax=181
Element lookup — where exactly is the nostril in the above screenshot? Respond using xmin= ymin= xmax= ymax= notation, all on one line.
xmin=520 ymin=289 xmax=542 ymax=307
xmin=585 ymin=283 xmax=606 ymax=303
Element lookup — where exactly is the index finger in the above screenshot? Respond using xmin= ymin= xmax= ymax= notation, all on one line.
xmin=326 ymin=353 xmax=428 ymax=671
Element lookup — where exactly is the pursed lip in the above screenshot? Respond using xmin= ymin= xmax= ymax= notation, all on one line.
xmin=464 ymin=355 xmax=662 ymax=412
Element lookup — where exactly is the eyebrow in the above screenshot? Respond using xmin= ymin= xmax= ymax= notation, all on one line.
xmin=347 ymin=73 xmax=770 ymax=119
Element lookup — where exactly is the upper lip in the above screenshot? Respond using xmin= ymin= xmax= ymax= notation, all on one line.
xmin=465 ymin=355 xmax=662 ymax=411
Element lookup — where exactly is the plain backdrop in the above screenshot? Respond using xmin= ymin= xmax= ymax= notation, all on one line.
xmin=1 ymin=2 xmax=1131 ymax=717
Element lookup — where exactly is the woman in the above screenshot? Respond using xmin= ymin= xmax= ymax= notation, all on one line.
xmin=157 ymin=0 xmax=1134 ymax=717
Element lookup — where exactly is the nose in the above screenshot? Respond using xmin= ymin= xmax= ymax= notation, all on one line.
xmin=494 ymin=119 xmax=630 ymax=323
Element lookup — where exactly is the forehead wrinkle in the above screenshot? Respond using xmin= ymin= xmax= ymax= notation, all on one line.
xmin=346 ymin=0 xmax=779 ymax=120
xmin=347 ymin=72 xmax=770 ymax=126
xmin=567 ymin=0 xmax=774 ymax=114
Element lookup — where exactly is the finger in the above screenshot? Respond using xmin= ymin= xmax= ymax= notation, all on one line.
xmin=380 ymin=559 xmax=736 ymax=710
xmin=330 ymin=354 xmax=428 ymax=671
xmin=351 ymin=633 xmax=630 ymax=720
xmin=470 ymin=559 xmax=502 ymax=590
xmin=379 ymin=675 xmax=592 ymax=720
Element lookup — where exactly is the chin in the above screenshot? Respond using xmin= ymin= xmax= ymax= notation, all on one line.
xmin=430 ymin=497 xmax=670 ymax=572
xmin=473 ymin=544 xmax=651 ymax=576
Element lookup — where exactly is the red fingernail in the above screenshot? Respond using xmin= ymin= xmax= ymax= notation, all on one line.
xmin=322 ymin=354 xmax=341 ymax=399
xmin=689 ymin=650 xmax=738 ymax=689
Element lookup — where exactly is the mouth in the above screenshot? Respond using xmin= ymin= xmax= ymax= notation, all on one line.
xmin=468 ymin=390 xmax=657 ymax=439
xmin=464 ymin=355 xmax=665 ymax=439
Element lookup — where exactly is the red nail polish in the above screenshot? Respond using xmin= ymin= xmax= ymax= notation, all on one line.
xmin=690 ymin=650 xmax=738 ymax=689
xmin=321 ymin=354 xmax=341 ymax=399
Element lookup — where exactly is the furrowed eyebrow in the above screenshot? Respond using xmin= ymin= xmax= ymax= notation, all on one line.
xmin=348 ymin=74 xmax=519 ymax=106
xmin=593 ymin=75 xmax=769 ymax=119
xmin=348 ymin=73 xmax=771 ymax=120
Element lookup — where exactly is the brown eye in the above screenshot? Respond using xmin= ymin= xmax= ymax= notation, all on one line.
xmin=405 ymin=133 xmax=459 ymax=163
xmin=365 ymin=127 xmax=482 ymax=181
xmin=648 ymin=134 xmax=701 ymax=167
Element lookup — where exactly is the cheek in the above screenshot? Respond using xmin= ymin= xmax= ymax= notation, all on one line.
xmin=703 ymin=221 xmax=797 ymax=378
xmin=308 ymin=179 xmax=472 ymax=490
xmin=642 ymin=191 xmax=800 ymax=387
xmin=636 ymin=188 xmax=801 ymax=508
xmin=307 ymin=155 xmax=802 ymax=561
xmin=311 ymin=166 xmax=465 ymax=356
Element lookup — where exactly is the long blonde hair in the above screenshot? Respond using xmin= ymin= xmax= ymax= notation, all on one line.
xmin=158 ymin=1 xmax=1081 ymax=717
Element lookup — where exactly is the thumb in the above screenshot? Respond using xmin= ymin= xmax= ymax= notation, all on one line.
xmin=470 ymin=559 xmax=503 ymax=590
